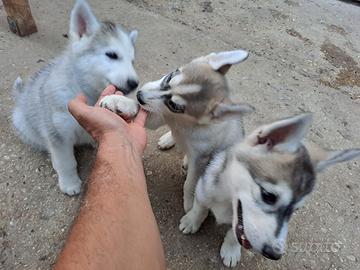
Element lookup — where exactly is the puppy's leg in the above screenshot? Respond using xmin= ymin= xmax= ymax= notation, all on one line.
xmin=49 ymin=143 xmax=81 ymax=196
xmin=158 ymin=131 xmax=175 ymax=150
xmin=179 ymin=198 xmax=208 ymax=234
xmin=220 ymin=229 xmax=241 ymax=267
xmin=99 ymin=95 xmax=139 ymax=119
xmin=183 ymin=159 xmax=199 ymax=212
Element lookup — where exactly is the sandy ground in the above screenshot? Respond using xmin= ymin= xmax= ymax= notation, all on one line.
xmin=1 ymin=0 xmax=360 ymax=269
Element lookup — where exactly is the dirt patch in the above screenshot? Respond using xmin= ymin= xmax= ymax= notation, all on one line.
xmin=321 ymin=42 xmax=357 ymax=68
xmin=320 ymin=42 xmax=360 ymax=88
xmin=270 ymin=9 xmax=289 ymax=20
xmin=0 ymin=229 xmax=10 ymax=267
xmin=334 ymin=68 xmax=360 ymax=88
xmin=124 ymin=0 xmax=150 ymax=9
xmin=284 ymin=0 xmax=300 ymax=7
xmin=286 ymin=28 xmax=312 ymax=45
xmin=326 ymin=24 xmax=347 ymax=36
xmin=200 ymin=1 xmax=213 ymax=13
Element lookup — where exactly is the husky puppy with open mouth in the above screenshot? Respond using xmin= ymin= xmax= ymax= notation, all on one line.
xmin=12 ymin=0 xmax=139 ymax=195
xmin=100 ymin=49 xmax=255 ymax=212
xmin=180 ymin=113 xmax=360 ymax=267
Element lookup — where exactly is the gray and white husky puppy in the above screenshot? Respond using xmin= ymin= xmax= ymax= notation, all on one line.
xmin=100 ymin=49 xmax=256 ymax=213
xmin=180 ymin=113 xmax=360 ymax=267
xmin=12 ymin=0 xmax=139 ymax=195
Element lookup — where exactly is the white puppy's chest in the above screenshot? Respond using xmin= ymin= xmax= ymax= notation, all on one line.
xmin=170 ymin=119 xmax=243 ymax=158
xmin=211 ymin=202 xmax=233 ymax=224
xmin=196 ymin=151 xmax=233 ymax=225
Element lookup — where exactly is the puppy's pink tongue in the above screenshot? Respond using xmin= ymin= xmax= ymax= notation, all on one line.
xmin=237 ymin=224 xmax=252 ymax=250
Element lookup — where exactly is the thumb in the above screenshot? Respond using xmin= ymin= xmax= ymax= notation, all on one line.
xmin=134 ymin=109 xmax=148 ymax=127
xmin=68 ymin=94 xmax=90 ymax=121
xmin=75 ymin=94 xmax=88 ymax=104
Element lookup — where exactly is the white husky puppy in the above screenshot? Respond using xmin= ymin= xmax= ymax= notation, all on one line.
xmin=100 ymin=49 xmax=255 ymax=212
xmin=12 ymin=0 xmax=139 ymax=195
xmin=180 ymin=113 xmax=360 ymax=267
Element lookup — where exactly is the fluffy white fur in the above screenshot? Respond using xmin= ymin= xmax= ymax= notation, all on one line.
xmin=12 ymin=0 xmax=139 ymax=195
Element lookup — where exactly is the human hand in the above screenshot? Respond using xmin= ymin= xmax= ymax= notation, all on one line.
xmin=68 ymin=85 xmax=147 ymax=155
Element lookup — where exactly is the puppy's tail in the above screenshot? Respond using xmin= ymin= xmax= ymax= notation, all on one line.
xmin=13 ymin=77 xmax=24 ymax=98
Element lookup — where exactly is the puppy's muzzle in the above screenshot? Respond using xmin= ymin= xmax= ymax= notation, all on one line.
xmin=127 ymin=79 xmax=139 ymax=91
xmin=137 ymin=91 xmax=146 ymax=105
xmin=262 ymin=244 xmax=282 ymax=260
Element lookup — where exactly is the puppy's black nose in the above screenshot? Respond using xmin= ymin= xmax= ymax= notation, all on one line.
xmin=127 ymin=79 xmax=139 ymax=91
xmin=262 ymin=245 xmax=282 ymax=260
xmin=137 ymin=91 xmax=146 ymax=105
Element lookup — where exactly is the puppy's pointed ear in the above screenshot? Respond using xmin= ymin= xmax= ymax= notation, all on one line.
xmin=129 ymin=30 xmax=138 ymax=45
xmin=211 ymin=102 xmax=255 ymax=119
xmin=305 ymin=142 xmax=360 ymax=173
xmin=255 ymin=114 xmax=312 ymax=153
xmin=208 ymin=50 xmax=248 ymax=75
xmin=70 ymin=0 xmax=100 ymax=40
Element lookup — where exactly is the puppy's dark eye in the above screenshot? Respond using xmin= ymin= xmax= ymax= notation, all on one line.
xmin=165 ymin=99 xmax=185 ymax=113
xmin=106 ymin=52 xmax=119 ymax=60
xmin=260 ymin=187 xmax=278 ymax=205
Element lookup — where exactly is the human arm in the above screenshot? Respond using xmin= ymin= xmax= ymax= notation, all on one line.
xmin=54 ymin=86 xmax=166 ymax=270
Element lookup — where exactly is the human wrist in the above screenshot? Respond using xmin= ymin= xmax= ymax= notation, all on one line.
xmin=91 ymin=132 xmax=146 ymax=190
xmin=98 ymin=131 xmax=143 ymax=164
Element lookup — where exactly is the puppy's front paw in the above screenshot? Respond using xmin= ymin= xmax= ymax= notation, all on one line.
xmin=220 ymin=239 xmax=241 ymax=267
xmin=59 ymin=176 xmax=81 ymax=196
xmin=100 ymin=95 xmax=139 ymax=119
xmin=179 ymin=210 xmax=203 ymax=234
xmin=158 ymin=131 xmax=175 ymax=150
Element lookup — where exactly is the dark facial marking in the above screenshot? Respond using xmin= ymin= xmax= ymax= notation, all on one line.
xmin=291 ymin=145 xmax=316 ymax=197
xmin=275 ymin=200 xmax=295 ymax=237
xmin=160 ymin=69 xmax=180 ymax=91
xmin=274 ymin=146 xmax=316 ymax=236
